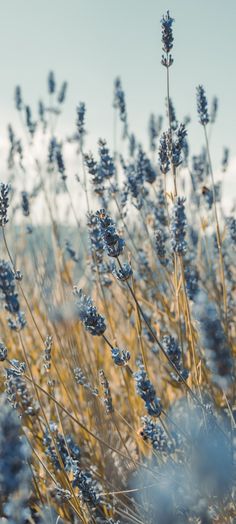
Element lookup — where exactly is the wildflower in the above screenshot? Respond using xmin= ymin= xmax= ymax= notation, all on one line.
xmin=129 ymin=133 xmax=136 ymax=156
xmin=227 ymin=216 xmax=236 ymax=244
xmin=44 ymin=422 xmax=80 ymax=471
xmin=73 ymin=466 xmax=102 ymax=506
xmin=21 ymin=191 xmax=30 ymax=217
xmin=134 ymin=366 xmax=162 ymax=417
xmin=193 ymin=290 xmax=233 ymax=387
xmin=96 ymin=209 xmax=125 ymax=258
xmin=162 ymin=335 xmax=188 ymax=381
xmin=152 ymin=179 xmax=168 ymax=227
xmin=161 ymin=11 xmax=174 ymax=67
xmin=38 ymin=100 xmax=45 ymax=124
xmin=99 ymin=369 xmax=114 ymax=414
xmin=73 ymin=287 xmax=106 ymax=336
xmin=210 ymin=96 xmax=218 ymax=124
xmin=155 ymin=229 xmax=168 ymax=266
xmin=184 ymin=265 xmax=199 ymax=300
xmin=48 ymin=71 xmax=56 ymax=94
xmin=138 ymin=148 xmax=157 ymax=184
xmin=87 ymin=212 xmax=104 ymax=263
xmin=0 ymin=395 xmax=31 ymax=496
xmin=25 ymin=105 xmax=36 ymax=136
xmin=113 ymin=77 xmax=128 ymax=137
xmin=0 ymin=342 xmax=7 ymax=361
xmin=56 ymin=145 xmax=66 ymax=180
xmin=170 ymin=197 xmax=187 ymax=255
xmin=98 ymin=138 xmax=115 ymax=180
xmin=0 ymin=182 xmax=10 ymax=226
xmin=196 ymin=85 xmax=209 ymax=126
xmin=148 ymin=114 xmax=158 ymax=151
xmin=57 ymin=81 xmax=68 ymax=104
xmin=140 ymin=416 xmax=173 ymax=453
xmin=125 ymin=164 xmax=144 ymax=209
xmin=48 ymin=137 xmax=57 ymax=165
xmin=5 ymin=364 xmax=39 ymax=416
xmin=222 ymin=147 xmax=229 ymax=172
xmin=111 ymin=261 xmax=132 ymax=281
xmin=85 ymin=153 xmax=104 ymax=196
xmin=43 ymin=335 xmax=53 ymax=371
xmin=166 ymin=97 xmax=178 ymax=130
xmin=111 ymin=347 xmax=130 ymax=366
xmin=170 ymin=123 xmax=187 ymax=167
xmin=0 ymin=260 xmax=20 ymax=314
xmin=15 ymin=85 xmax=23 ymax=111
xmin=74 ymin=367 xmax=98 ymax=396
xmin=76 ymin=102 xmax=86 ymax=141
xmin=158 ymin=132 xmax=170 ymax=174
xmin=8 ymin=311 xmax=26 ymax=331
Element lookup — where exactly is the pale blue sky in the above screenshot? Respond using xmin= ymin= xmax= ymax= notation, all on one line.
xmin=0 ymin=0 xmax=236 ymax=167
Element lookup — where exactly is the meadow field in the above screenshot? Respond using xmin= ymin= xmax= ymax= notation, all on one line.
xmin=0 ymin=9 xmax=235 ymax=524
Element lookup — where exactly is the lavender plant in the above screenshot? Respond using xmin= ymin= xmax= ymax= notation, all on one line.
xmin=0 ymin=8 xmax=235 ymax=524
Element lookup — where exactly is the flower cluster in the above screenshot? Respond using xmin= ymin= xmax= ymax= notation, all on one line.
xmin=0 ymin=182 xmax=10 ymax=226
xmin=48 ymin=71 xmax=56 ymax=94
xmin=196 ymin=85 xmax=209 ymax=126
xmin=111 ymin=261 xmax=132 ymax=281
xmin=74 ymin=287 xmax=106 ymax=336
xmin=134 ymin=366 xmax=162 ymax=417
xmin=170 ymin=197 xmax=187 ymax=255
xmin=161 ymin=10 xmax=174 ymax=67
xmin=161 ymin=335 xmax=189 ymax=381
xmin=0 ymin=260 xmax=20 ymax=314
xmin=96 ymin=209 xmax=125 ymax=258
xmin=155 ymin=229 xmax=168 ymax=266
xmin=76 ymin=102 xmax=86 ymax=142
xmin=21 ymin=191 xmax=30 ymax=217
xmin=44 ymin=422 xmax=80 ymax=471
xmin=140 ymin=416 xmax=173 ymax=453
xmin=113 ymin=77 xmax=128 ymax=137
xmin=227 ymin=216 xmax=236 ymax=245
xmin=99 ymin=369 xmax=114 ymax=414
xmin=111 ymin=347 xmax=130 ymax=366
xmin=193 ymin=290 xmax=233 ymax=387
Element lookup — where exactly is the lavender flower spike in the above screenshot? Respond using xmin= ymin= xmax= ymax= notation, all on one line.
xmin=74 ymin=287 xmax=106 ymax=336
xmin=170 ymin=197 xmax=187 ymax=255
xmin=196 ymin=85 xmax=209 ymax=126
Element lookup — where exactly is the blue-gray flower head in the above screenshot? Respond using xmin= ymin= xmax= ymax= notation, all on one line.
xmin=0 ymin=395 xmax=31 ymax=496
xmin=158 ymin=132 xmax=170 ymax=174
xmin=161 ymin=10 xmax=174 ymax=66
xmin=111 ymin=347 xmax=130 ymax=366
xmin=96 ymin=209 xmax=125 ymax=258
xmin=15 ymin=85 xmax=23 ymax=111
xmin=134 ymin=366 xmax=162 ymax=417
xmin=227 ymin=216 xmax=236 ymax=245
xmin=141 ymin=416 xmax=174 ymax=453
xmin=76 ymin=102 xmax=86 ymax=140
xmin=0 ymin=342 xmax=7 ymax=361
xmin=21 ymin=191 xmax=30 ymax=217
xmin=111 ymin=261 xmax=132 ymax=281
xmin=155 ymin=229 xmax=168 ymax=266
xmin=0 ymin=182 xmax=10 ymax=226
xmin=48 ymin=70 xmax=56 ymax=94
xmin=170 ymin=197 xmax=187 ymax=255
xmin=73 ymin=287 xmax=106 ymax=336
xmin=161 ymin=10 xmax=174 ymax=54
xmin=196 ymin=85 xmax=209 ymax=126
xmin=0 ymin=260 xmax=20 ymax=314
xmin=58 ymin=81 xmax=68 ymax=104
